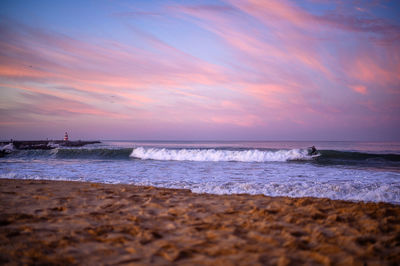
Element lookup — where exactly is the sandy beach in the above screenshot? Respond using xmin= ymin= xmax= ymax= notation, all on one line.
xmin=0 ymin=179 xmax=399 ymax=265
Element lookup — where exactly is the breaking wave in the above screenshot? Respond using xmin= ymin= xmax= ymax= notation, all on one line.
xmin=129 ymin=147 xmax=316 ymax=162
xmin=2 ymin=146 xmax=400 ymax=168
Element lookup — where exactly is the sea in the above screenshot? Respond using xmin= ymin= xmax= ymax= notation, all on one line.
xmin=1 ymin=141 xmax=400 ymax=204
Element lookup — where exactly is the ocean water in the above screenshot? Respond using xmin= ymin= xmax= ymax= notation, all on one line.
xmin=1 ymin=141 xmax=400 ymax=204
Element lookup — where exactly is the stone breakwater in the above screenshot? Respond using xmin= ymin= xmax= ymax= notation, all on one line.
xmin=1 ymin=140 xmax=101 ymax=150
xmin=0 ymin=179 xmax=399 ymax=265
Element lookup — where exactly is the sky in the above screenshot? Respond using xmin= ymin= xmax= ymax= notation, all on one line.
xmin=0 ymin=0 xmax=399 ymax=141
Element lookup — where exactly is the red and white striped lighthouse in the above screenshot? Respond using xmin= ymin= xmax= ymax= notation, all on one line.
xmin=64 ymin=132 xmax=69 ymax=141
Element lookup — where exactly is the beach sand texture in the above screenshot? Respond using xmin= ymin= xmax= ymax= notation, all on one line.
xmin=0 ymin=179 xmax=399 ymax=265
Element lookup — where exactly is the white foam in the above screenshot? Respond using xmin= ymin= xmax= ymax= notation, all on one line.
xmin=1 ymin=143 xmax=14 ymax=152
xmin=122 ymin=179 xmax=400 ymax=204
xmin=130 ymin=147 xmax=315 ymax=162
xmin=160 ymin=181 xmax=400 ymax=204
xmin=47 ymin=142 xmax=60 ymax=148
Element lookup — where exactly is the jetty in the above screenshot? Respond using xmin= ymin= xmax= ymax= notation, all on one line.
xmin=0 ymin=140 xmax=101 ymax=150
xmin=0 ymin=132 xmax=101 ymax=157
xmin=0 ymin=140 xmax=101 ymax=157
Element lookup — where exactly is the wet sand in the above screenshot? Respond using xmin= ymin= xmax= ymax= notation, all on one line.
xmin=0 ymin=179 xmax=399 ymax=265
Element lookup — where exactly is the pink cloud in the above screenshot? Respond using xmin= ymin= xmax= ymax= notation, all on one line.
xmin=0 ymin=20 xmax=225 ymax=91
xmin=349 ymin=85 xmax=367 ymax=95
xmin=351 ymin=56 xmax=398 ymax=86
xmin=175 ymin=0 xmax=399 ymax=109
xmin=0 ymin=20 xmax=236 ymax=128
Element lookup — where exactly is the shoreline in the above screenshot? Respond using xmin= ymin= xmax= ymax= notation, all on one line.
xmin=2 ymin=177 xmax=398 ymax=206
xmin=1 ymin=179 xmax=399 ymax=265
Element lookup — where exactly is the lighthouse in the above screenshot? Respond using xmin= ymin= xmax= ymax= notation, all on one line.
xmin=64 ymin=132 xmax=69 ymax=141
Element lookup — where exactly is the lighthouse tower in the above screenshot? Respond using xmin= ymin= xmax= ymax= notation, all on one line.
xmin=64 ymin=132 xmax=69 ymax=141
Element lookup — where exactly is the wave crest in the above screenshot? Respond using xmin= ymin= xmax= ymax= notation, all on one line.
xmin=130 ymin=147 xmax=315 ymax=162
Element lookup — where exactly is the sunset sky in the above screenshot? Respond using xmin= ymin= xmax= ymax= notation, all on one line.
xmin=1 ymin=0 xmax=399 ymax=141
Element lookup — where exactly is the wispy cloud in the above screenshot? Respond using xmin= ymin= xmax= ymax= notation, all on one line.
xmin=0 ymin=0 xmax=399 ymax=140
